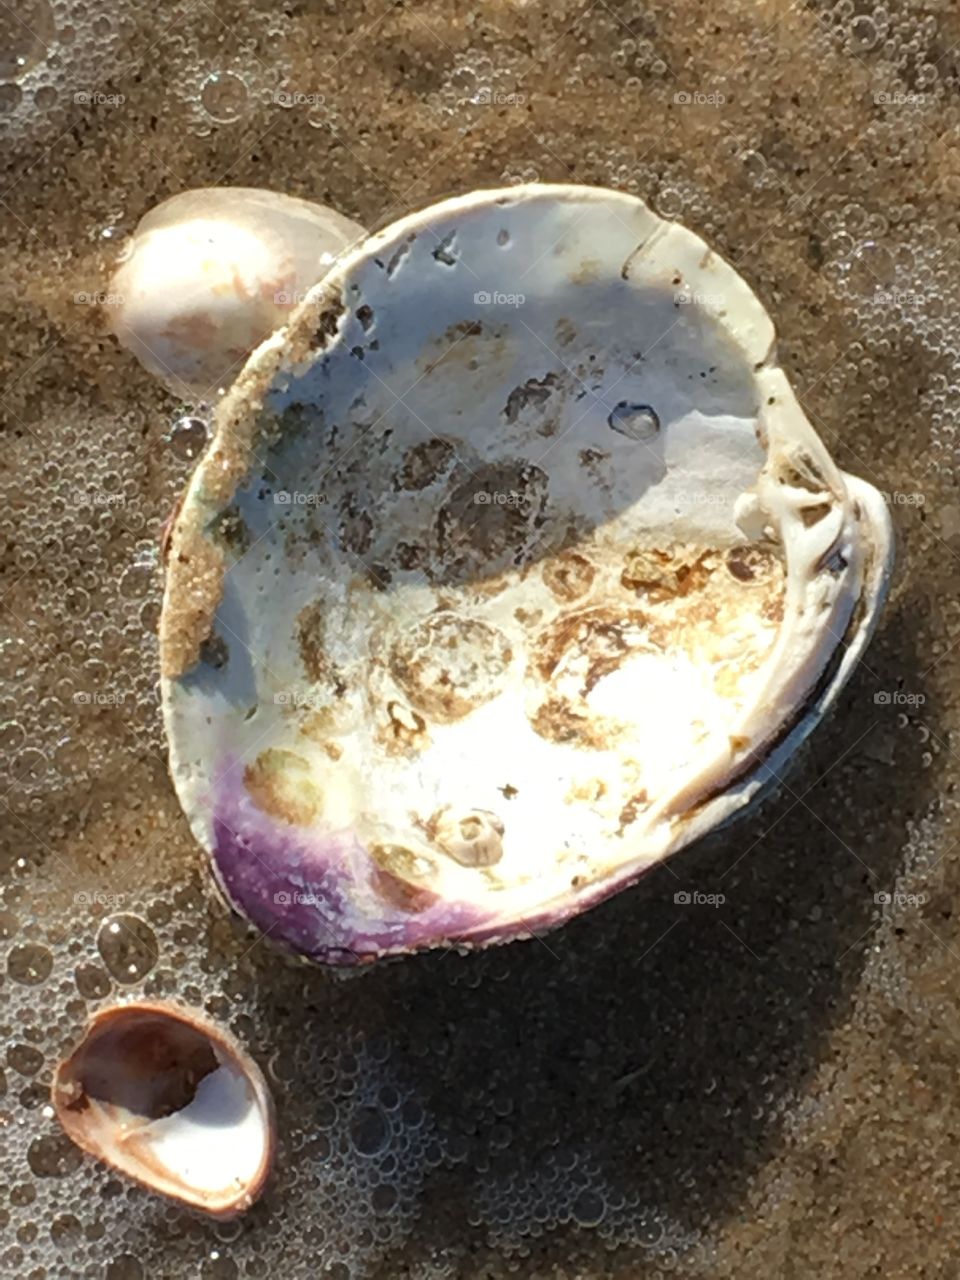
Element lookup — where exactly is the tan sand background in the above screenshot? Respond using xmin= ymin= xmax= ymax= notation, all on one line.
xmin=1 ymin=0 xmax=960 ymax=1276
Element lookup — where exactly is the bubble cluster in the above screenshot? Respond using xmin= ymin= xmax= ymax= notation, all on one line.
xmin=475 ymin=1152 xmax=700 ymax=1258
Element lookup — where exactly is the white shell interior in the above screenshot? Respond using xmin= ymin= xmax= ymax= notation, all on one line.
xmin=163 ymin=185 xmax=893 ymax=945
xmin=136 ymin=1059 xmax=269 ymax=1195
xmin=53 ymin=1006 xmax=273 ymax=1214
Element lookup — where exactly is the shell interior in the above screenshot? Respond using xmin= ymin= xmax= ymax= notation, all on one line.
xmin=160 ymin=184 xmax=893 ymax=962
xmin=52 ymin=1004 xmax=273 ymax=1216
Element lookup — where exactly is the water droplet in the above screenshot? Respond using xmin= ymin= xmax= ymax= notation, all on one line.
xmin=655 ymin=186 xmax=684 ymax=219
xmin=105 ymin=1256 xmax=144 ymax=1280
xmin=307 ymin=100 xmax=327 ymax=130
xmin=53 ymin=736 xmax=90 ymax=774
xmin=201 ymin=1254 xmax=239 ymax=1280
xmin=118 ymin=552 xmax=157 ymax=600
xmin=351 ymin=1106 xmax=388 ymax=1154
xmin=139 ymin=598 xmax=161 ymax=631
xmin=200 ymin=72 xmax=248 ymax=123
xmin=572 ymin=1188 xmax=605 ymax=1227
xmin=0 ymin=1 xmax=55 ymax=80
xmin=12 ymin=746 xmax=47 ymax=787
xmin=607 ymin=401 xmax=660 ymax=441
xmin=7 ymin=1043 xmax=44 ymax=1076
xmin=371 ymin=1183 xmax=398 ymax=1212
xmin=27 ymin=1133 xmax=82 ymax=1178
xmin=168 ymin=416 xmax=208 ymax=460
xmin=0 ymin=83 xmax=23 ymax=113
xmin=34 ymin=84 xmax=56 ymax=109
xmin=847 ymin=240 xmax=895 ymax=292
xmin=74 ymin=962 xmax=111 ymax=999
xmin=0 ymin=721 xmax=25 ymax=753
xmin=740 ymin=149 xmax=768 ymax=185
xmin=96 ymin=915 xmax=158 ymax=983
xmin=849 ymin=15 xmax=878 ymax=52
xmin=50 ymin=1213 xmax=83 ymax=1246
xmin=7 ymin=942 xmax=52 ymax=985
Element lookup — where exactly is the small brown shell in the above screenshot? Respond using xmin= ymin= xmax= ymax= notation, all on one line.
xmin=51 ymin=1000 xmax=275 ymax=1218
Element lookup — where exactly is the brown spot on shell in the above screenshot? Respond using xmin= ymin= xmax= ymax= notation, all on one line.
xmin=244 ymin=748 xmax=323 ymax=826
xmin=542 ymin=551 xmax=596 ymax=603
xmin=381 ymin=700 xmax=429 ymax=756
xmin=310 ymin=297 xmax=345 ymax=349
xmin=571 ymin=257 xmax=602 ymax=284
xmin=371 ymin=839 xmax=437 ymax=911
xmin=555 ymin=318 xmax=577 ymax=347
xmin=370 ymin=869 xmax=439 ymax=914
xmin=199 ymin=633 xmax=229 ymax=670
xmin=532 ymin=606 xmax=653 ymax=692
xmin=617 ymin=790 xmax=650 ymax=835
xmin=394 ymin=541 xmax=427 ymax=571
xmin=620 ymin=547 xmax=715 ymax=602
xmin=725 ymin=545 xmax=780 ymax=584
xmin=296 ymin=602 xmax=347 ymax=695
xmin=503 ymin=372 xmax=562 ymax=434
xmin=396 ymin=438 xmax=455 ymax=491
xmin=338 ymin=498 xmax=373 ymax=556
xmin=209 ymin=505 xmax=250 ymax=555
xmin=528 ymin=608 xmax=656 ymax=749
xmin=434 ymin=461 xmax=549 ymax=580
xmin=389 ymin=612 xmax=513 ymax=723
xmin=368 ymin=844 xmax=438 ymax=912
xmin=530 ymin=696 xmax=607 ymax=749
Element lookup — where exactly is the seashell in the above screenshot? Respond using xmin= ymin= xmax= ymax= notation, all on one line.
xmin=158 ymin=183 xmax=894 ymax=964
xmin=51 ymin=1000 xmax=275 ymax=1217
xmin=109 ymin=187 xmax=367 ymax=399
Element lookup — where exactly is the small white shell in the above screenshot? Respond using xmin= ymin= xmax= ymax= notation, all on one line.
xmin=51 ymin=1000 xmax=275 ymax=1218
xmin=110 ymin=187 xmax=367 ymax=399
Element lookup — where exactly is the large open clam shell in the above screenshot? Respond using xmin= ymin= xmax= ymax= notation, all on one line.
xmin=159 ymin=184 xmax=893 ymax=964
